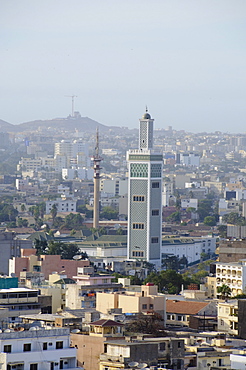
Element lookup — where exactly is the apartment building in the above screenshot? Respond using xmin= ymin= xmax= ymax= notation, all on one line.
xmin=0 ymin=287 xmax=40 ymax=325
xmin=96 ymin=284 xmax=166 ymax=322
xmin=216 ymin=260 xmax=246 ymax=296
xmin=0 ymin=327 xmax=79 ymax=370
xmin=217 ymin=300 xmax=238 ymax=335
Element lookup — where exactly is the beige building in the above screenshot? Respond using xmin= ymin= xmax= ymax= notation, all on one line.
xmin=217 ymin=300 xmax=238 ymax=336
xmin=96 ymin=284 xmax=166 ymax=322
xmin=205 ymin=275 xmax=217 ymax=299
xmin=71 ymin=319 xmax=124 ymax=369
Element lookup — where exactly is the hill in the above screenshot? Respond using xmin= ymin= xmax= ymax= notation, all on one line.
xmin=11 ymin=115 xmax=108 ymax=133
xmin=0 ymin=119 xmax=14 ymax=132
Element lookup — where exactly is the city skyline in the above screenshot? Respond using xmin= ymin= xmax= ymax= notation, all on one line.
xmin=1 ymin=0 xmax=246 ymax=133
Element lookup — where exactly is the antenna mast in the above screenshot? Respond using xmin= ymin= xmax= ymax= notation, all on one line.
xmin=92 ymin=128 xmax=102 ymax=229
xmin=65 ymin=95 xmax=77 ymax=117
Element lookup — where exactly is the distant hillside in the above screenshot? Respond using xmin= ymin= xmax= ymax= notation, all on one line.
xmin=12 ymin=115 xmax=108 ymax=133
xmin=0 ymin=119 xmax=14 ymax=132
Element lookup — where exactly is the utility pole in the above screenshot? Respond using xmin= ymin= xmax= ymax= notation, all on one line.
xmin=65 ymin=95 xmax=77 ymax=117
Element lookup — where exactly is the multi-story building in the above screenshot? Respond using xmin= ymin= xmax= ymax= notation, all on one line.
xmin=0 ymin=232 xmax=32 ymax=275
xmin=9 ymin=251 xmax=90 ymax=280
xmin=127 ymin=110 xmax=163 ymax=266
xmin=0 ymin=287 xmax=40 ymax=325
xmin=96 ymin=284 xmax=166 ymax=322
xmin=217 ymin=300 xmax=238 ymax=335
xmin=161 ymin=236 xmax=216 ymax=265
xmin=100 ymin=178 xmax=128 ymax=196
xmin=216 ymin=260 xmax=246 ymax=296
xmin=0 ymin=327 xmax=79 ymax=370
xmin=45 ymin=198 xmax=77 ymax=214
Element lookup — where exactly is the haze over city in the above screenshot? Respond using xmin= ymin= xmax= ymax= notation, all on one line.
xmin=1 ymin=0 xmax=246 ymax=132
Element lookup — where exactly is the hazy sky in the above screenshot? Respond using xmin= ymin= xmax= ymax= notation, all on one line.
xmin=1 ymin=1 xmax=246 ymax=132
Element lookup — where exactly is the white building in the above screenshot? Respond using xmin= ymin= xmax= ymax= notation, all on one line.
xmin=161 ymin=237 xmax=216 ymax=265
xmin=162 ymin=180 xmax=174 ymax=207
xmin=216 ymin=260 xmax=246 ymax=296
xmin=100 ymin=178 xmax=128 ymax=197
xmin=231 ymin=354 xmax=246 ymax=370
xmin=218 ymin=199 xmax=240 ymax=217
xmin=0 ymin=327 xmax=80 ymax=370
xmin=181 ymin=198 xmax=198 ymax=210
xmin=45 ymin=199 xmax=77 ymax=214
xmin=127 ymin=110 xmax=163 ymax=266
xmin=179 ymin=152 xmax=200 ymax=167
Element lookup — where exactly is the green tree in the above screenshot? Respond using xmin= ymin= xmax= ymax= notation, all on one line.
xmin=166 ymin=211 xmax=181 ymax=223
xmin=217 ymin=284 xmax=231 ymax=300
xmin=204 ymin=216 xmax=217 ymax=226
xmin=64 ymin=213 xmax=84 ymax=230
xmin=197 ymin=199 xmax=213 ymax=221
xmin=145 ymin=270 xmax=183 ymax=294
xmin=217 ymin=225 xmax=227 ymax=238
xmin=127 ymin=312 xmax=165 ymax=336
xmin=34 ymin=239 xmax=48 ymax=255
xmin=50 ymin=204 xmax=58 ymax=225
xmin=100 ymin=206 xmax=118 ymax=220
xmin=222 ymin=212 xmax=246 ymax=225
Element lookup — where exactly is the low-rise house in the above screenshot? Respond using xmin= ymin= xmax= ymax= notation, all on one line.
xmin=166 ymin=300 xmax=216 ymax=327
xmin=99 ymin=339 xmax=159 ymax=370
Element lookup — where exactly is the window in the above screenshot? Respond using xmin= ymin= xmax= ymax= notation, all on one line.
xmin=56 ymin=341 xmax=63 ymax=349
xmin=3 ymin=345 xmax=11 ymax=353
xmin=167 ymin=314 xmax=171 ymax=320
xmin=30 ymin=364 xmax=38 ymax=370
xmin=133 ymin=195 xmax=145 ymax=202
xmin=151 ymin=237 xmax=159 ymax=243
xmin=149 ymin=304 xmax=153 ymax=309
xmin=152 ymin=209 xmax=159 ymax=216
xmin=159 ymin=342 xmax=166 ymax=351
xmin=43 ymin=342 xmax=47 ymax=350
xmin=132 ymin=251 xmax=144 ymax=257
xmin=23 ymin=343 xmax=31 ymax=351
xmin=177 ymin=315 xmax=182 ymax=321
xmin=142 ymin=304 xmax=147 ymax=309
xmin=133 ymin=223 xmax=144 ymax=229
xmin=152 ymin=182 xmax=160 ymax=188
xmin=178 ymin=341 xmax=181 ymax=348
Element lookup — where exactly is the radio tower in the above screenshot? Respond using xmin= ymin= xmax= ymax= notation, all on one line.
xmin=92 ymin=128 xmax=102 ymax=229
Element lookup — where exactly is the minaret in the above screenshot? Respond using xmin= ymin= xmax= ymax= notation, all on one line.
xmin=127 ymin=109 xmax=163 ymax=267
xmin=92 ymin=129 xmax=102 ymax=229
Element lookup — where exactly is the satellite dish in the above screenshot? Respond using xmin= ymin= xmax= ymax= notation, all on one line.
xmin=137 ymin=364 xmax=148 ymax=369
xmin=71 ymin=329 xmax=80 ymax=333
xmin=73 ymin=255 xmax=82 ymax=260
xmin=128 ymin=362 xmax=139 ymax=368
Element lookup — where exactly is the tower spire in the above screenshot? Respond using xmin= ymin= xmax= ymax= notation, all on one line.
xmin=92 ymin=128 xmax=102 ymax=229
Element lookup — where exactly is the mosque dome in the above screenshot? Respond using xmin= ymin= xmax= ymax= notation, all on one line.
xmin=142 ymin=107 xmax=151 ymax=119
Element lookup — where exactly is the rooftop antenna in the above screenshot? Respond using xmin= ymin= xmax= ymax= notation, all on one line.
xmin=65 ymin=95 xmax=77 ymax=117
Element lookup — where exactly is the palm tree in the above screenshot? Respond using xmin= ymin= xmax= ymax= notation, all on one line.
xmin=217 ymin=284 xmax=231 ymax=300
xmin=50 ymin=204 xmax=58 ymax=225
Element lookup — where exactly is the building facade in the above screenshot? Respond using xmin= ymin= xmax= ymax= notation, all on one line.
xmin=127 ymin=110 xmax=163 ymax=266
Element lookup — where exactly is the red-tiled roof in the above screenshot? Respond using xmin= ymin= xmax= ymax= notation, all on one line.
xmin=90 ymin=319 xmax=124 ymax=327
xmin=166 ymin=300 xmax=209 ymax=315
